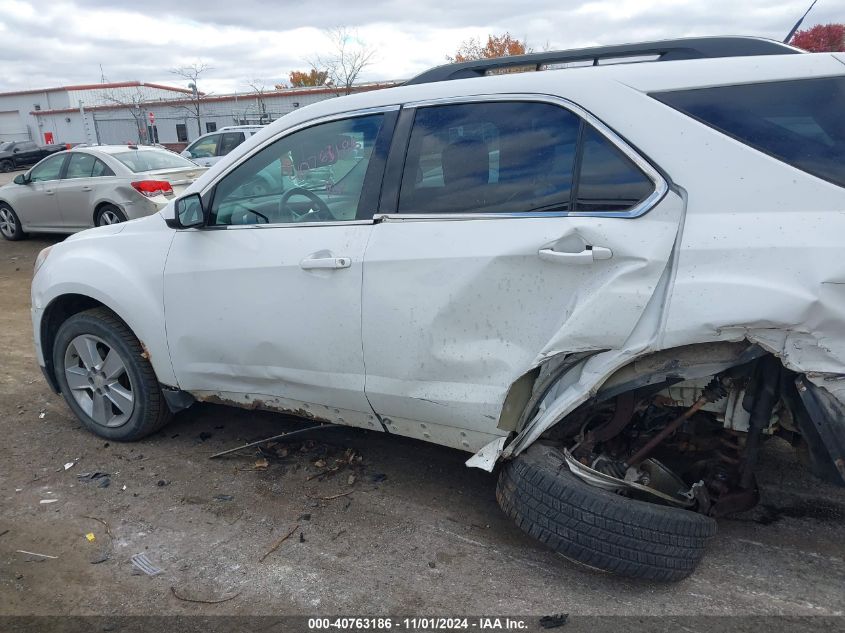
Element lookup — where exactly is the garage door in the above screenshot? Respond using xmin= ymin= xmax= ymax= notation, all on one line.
xmin=0 ymin=111 xmax=30 ymax=141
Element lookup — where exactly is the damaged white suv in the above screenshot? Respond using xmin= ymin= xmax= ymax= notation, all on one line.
xmin=32 ymin=37 xmax=845 ymax=582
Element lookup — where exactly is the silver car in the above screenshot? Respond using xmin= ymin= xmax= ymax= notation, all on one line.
xmin=0 ymin=145 xmax=205 ymax=240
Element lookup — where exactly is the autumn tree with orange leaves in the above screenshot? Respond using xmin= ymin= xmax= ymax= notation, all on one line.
xmin=790 ymin=23 xmax=845 ymax=52
xmin=284 ymin=69 xmax=330 ymax=88
xmin=448 ymin=32 xmax=532 ymax=63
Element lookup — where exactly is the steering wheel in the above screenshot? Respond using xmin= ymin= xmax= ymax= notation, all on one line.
xmin=279 ymin=187 xmax=332 ymax=222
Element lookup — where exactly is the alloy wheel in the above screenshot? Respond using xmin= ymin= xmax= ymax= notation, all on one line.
xmin=63 ymin=334 xmax=135 ymax=427
xmin=100 ymin=209 xmax=123 ymax=225
xmin=0 ymin=208 xmax=16 ymax=238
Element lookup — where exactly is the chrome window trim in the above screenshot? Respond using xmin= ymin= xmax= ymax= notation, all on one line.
xmin=394 ymin=92 xmax=668 ymax=220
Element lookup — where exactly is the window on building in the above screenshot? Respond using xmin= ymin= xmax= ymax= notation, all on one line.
xmin=206 ymin=122 xmax=217 ymax=133
xmin=176 ymin=124 xmax=188 ymax=143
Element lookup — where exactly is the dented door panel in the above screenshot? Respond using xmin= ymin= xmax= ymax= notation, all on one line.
xmin=361 ymin=193 xmax=684 ymax=447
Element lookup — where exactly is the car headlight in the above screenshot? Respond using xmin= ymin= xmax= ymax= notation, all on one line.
xmin=34 ymin=246 xmax=53 ymax=275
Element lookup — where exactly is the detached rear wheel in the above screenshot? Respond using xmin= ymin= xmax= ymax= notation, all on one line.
xmin=53 ymin=308 xmax=171 ymax=441
xmin=497 ymin=443 xmax=717 ymax=582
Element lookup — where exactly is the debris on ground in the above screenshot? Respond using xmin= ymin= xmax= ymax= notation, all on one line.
xmin=16 ymin=549 xmax=57 ymax=559
xmin=39 ymin=499 xmax=58 ymax=505
xmin=259 ymin=524 xmax=299 ymax=562
xmin=77 ymin=472 xmax=110 ymax=482
xmin=305 ymin=490 xmax=353 ymax=501
xmin=156 ymin=480 xmax=170 ymax=487
xmin=130 ymin=553 xmax=163 ymax=576
xmin=208 ymin=424 xmax=342 ymax=459
xmin=253 ymin=458 xmax=269 ymax=470
xmin=214 ymin=494 xmax=234 ymax=502
xmin=63 ymin=462 xmax=75 ymax=470
xmin=170 ymin=586 xmax=240 ymax=604
xmin=85 ymin=533 xmax=96 ymax=542
xmin=539 ymin=614 xmax=569 ymax=629
xmin=89 ymin=551 xmax=110 ymax=565
xmin=298 ymin=513 xmax=311 ymax=521
xmin=38 ymin=410 xmax=46 ymax=419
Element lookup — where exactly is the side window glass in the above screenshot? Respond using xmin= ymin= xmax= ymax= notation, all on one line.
xmin=398 ymin=102 xmax=581 ymax=215
xmin=187 ymin=134 xmax=220 ymax=159
xmin=575 ymin=125 xmax=654 ymax=212
xmin=210 ymin=114 xmax=384 ymax=226
xmin=30 ymin=154 xmax=65 ymax=182
xmin=91 ymin=158 xmax=115 ymax=177
xmin=219 ymin=132 xmax=245 ymax=156
xmin=65 ymin=153 xmax=97 ymax=179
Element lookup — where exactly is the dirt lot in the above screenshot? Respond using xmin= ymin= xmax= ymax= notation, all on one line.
xmin=1 ymin=169 xmax=844 ymax=619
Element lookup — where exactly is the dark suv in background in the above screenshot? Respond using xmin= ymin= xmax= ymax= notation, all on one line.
xmin=0 ymin=140 xmax=66 ymax=172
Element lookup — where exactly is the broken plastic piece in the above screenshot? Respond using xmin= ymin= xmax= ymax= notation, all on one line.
xmin=130 ymin=553 xmax=163 ymax=576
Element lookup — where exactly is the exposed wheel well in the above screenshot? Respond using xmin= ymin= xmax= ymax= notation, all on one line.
xmin=40 ymin=294 xmax=107 ymax=391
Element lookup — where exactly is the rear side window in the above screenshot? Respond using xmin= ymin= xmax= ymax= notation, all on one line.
xmin=653 ymin=77 xmax=845 ymax=187
xmin=397 ymin=101 xmax=654 ymax=215
xmin=219 ymin=132 xmax=245 ymax=156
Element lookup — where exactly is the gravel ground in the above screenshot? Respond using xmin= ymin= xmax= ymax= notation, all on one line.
xmin=1 ymin=169 xmax=844 ymax=620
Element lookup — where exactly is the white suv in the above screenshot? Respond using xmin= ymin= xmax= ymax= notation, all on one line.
xmin=180 ymin=125 xmax=264 ymax=167
xmin=31 ymin=37 xmax=845 ymax=582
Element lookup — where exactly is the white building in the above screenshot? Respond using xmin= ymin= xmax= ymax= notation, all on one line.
xmin=2 ymin=80 xmax=402 ymax=148
xmin=0 ymin=81 xmax=194 ymax=145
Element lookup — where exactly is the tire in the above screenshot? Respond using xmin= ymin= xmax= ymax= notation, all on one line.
xmin=52 ymin=307 xmax=171 ymax=441
xmin=95 ymin=204 xmax=127 ymax=227
xmin=0 ymin=203 xmax=26 ymax=241
xmin=497 ymin=443 xmax=717 ymax=582
xmin=0 ymin=160 xmax=13 ymax=173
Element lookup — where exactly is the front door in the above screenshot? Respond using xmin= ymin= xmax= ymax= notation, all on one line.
xmin=164 ymin=110 xmax=394 ymax=430
xmin=15 ymin=153 xmax=67 ymax=229
xmin=361 ymin=99 xmax=682 ymax=450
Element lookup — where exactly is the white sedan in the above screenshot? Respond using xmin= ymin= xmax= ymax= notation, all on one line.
xmin=0 ymin=145 xmax=205 ymax=240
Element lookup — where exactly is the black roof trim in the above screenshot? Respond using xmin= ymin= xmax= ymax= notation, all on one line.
xmin=405 ymin=37 xmax=801 ymax=86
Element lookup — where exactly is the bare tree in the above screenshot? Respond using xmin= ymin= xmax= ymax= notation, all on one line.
xmin=309 ymin=27 xmax=376 ymax=95
xmin=246 ymin=78 xmax=269 ymax=123
xmin=170 ymin=63 xmax=211 ymax=136
xmin=102 ymin=86 xmax=150 ymax=144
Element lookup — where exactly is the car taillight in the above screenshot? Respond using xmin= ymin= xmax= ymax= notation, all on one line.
xmin=131 ymin=180 xmax=174 ymax=198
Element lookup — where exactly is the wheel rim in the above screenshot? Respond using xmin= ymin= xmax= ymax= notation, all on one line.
xmin=0 ymin=208 xmax=15 ymax=237
xmin=63 ymin=334 xmax=135 ymax=427
xmin=100 ymin=209 xmax=122 ymax=225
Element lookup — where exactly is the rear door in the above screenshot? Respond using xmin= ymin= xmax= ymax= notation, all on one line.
xmin=361 ymin=97 xmax=683 ymax=451
xmin=55 ymin=153 xmax=116 ymax=229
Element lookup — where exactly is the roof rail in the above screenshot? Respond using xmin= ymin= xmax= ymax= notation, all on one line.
xmin=405 ymin=37 xmax=801 ymax=86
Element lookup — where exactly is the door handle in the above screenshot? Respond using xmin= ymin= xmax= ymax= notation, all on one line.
xmin=300 ymin=256 xmax=352 ymax=270
xmin=80 ymin=186 xmax=93 ymax=191
xmin=538 ymin=246 xmax=613 ymax=264
xmin=44 ymin=190 xmax=55 ymax=195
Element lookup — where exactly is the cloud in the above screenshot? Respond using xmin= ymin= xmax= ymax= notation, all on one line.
xmin=0 ymin=0 xmax=842 ymax=93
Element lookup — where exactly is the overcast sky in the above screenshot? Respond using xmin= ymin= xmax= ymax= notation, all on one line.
xmin=0 ymin=0 xmax=842 ymax=94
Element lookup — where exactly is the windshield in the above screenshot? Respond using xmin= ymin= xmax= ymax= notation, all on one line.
xmin=112 ymin=149 xmax=197 ymax=173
